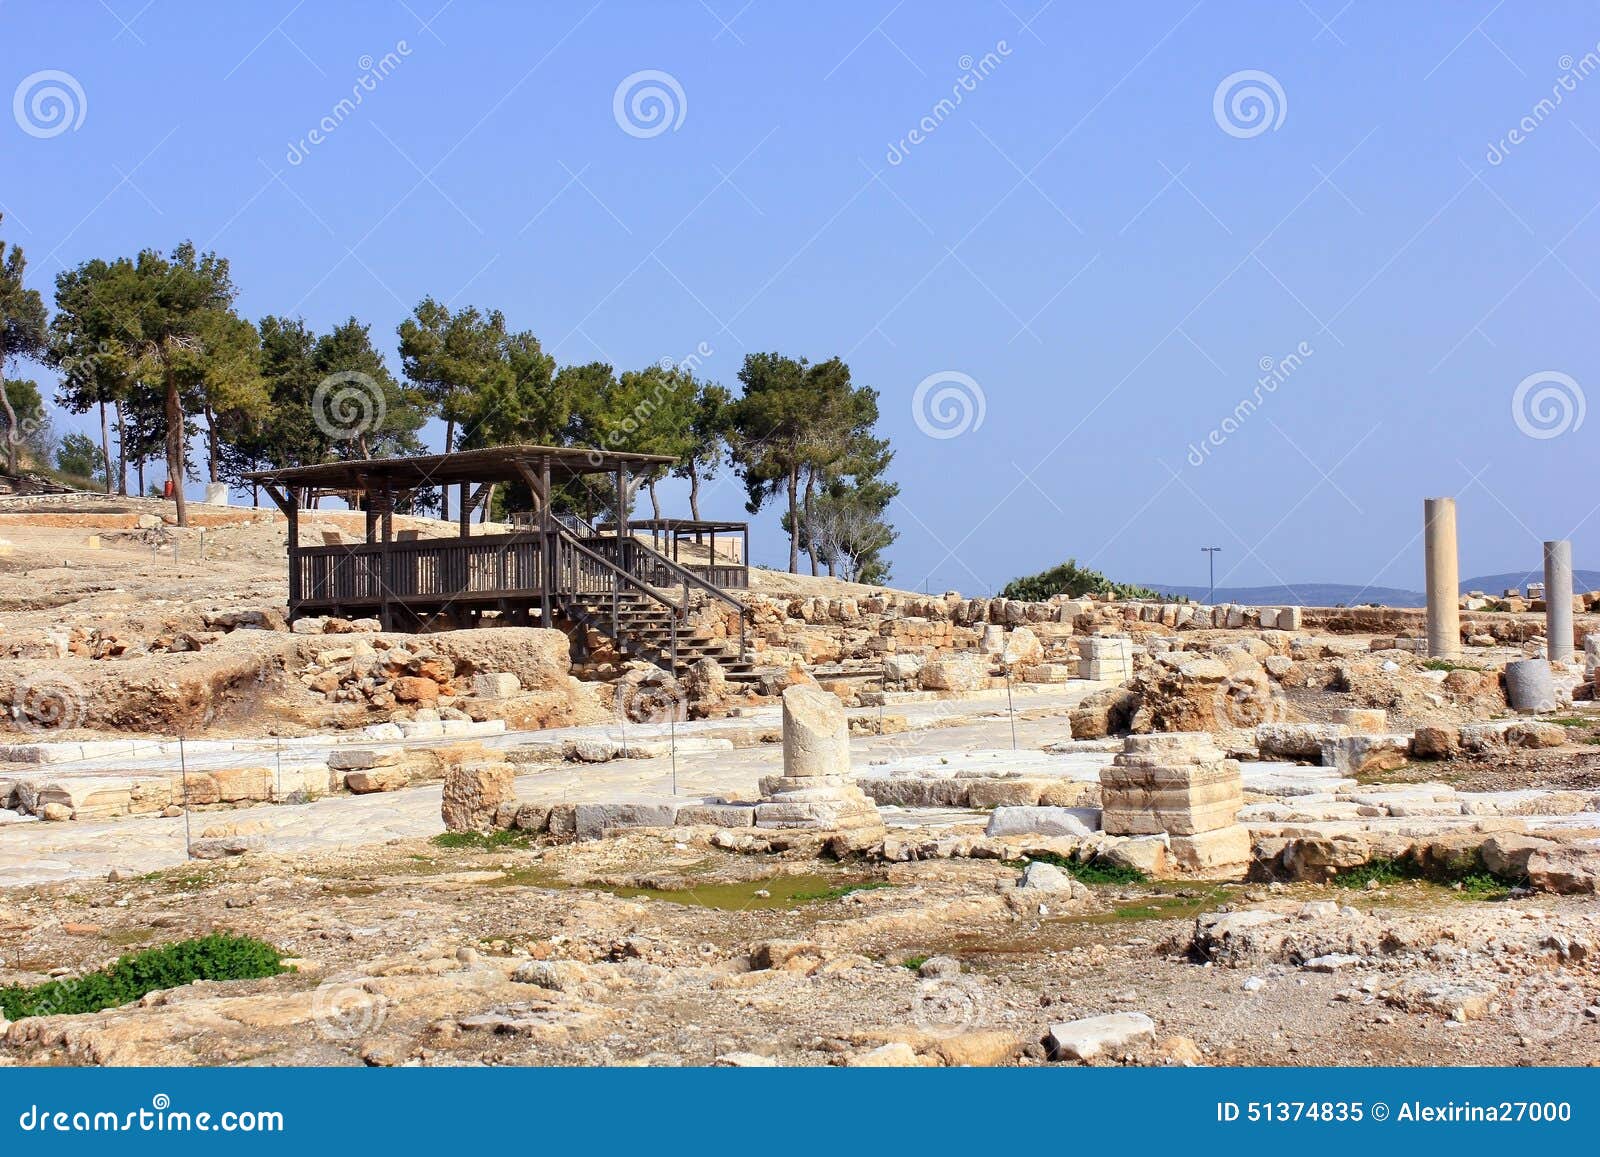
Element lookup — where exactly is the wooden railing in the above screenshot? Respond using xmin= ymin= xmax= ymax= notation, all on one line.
xmin=287 ymin=528 xmax=747 ymax=663
xmin=294 ymin=532 xmax=546 ymax=606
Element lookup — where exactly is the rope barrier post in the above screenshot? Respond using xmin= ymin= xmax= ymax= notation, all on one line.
xmin=178 ymin=735 xmax=193 ymax=858
xmin=1005 ymin=668 xmax=1018 ymax=752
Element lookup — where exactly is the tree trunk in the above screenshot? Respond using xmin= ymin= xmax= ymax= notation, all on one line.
xmin=441 ymin=417 xmax=454 ymax=522
xmin=203 ymin=401 xmax=220 ymax=483
xmin=165 ymin=366 xmax=187 ymax=526
xmin=786 ymin=466 xmax=799 ymax=573
xmin=688 ymin=465 xmax=701 ymax=520
xmin=137 ymin=456 xmax=146 ymax=497
xmin=114 ymin=399 xmax=127 ymax=495
xmin=0 ymin=385 xmax=17 ymax=474
xmin=804 ymin=468 xmax=818 ymax=577
xmin=647 ymin=479 xmax=661 ymax=521
xmin=98 ymin=401 xmax=112 ymax=493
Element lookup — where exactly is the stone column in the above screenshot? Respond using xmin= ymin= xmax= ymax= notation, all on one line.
xmin=755 ymin=685 xmax=882 ymax=836
xmin=1423 ymin=497 xmax=1461 ymax=660
xmin=1544 ymin=539 xmax=1575 ymax=662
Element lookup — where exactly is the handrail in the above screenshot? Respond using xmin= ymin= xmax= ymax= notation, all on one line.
xmin=554 ymin=529 xmax=679 ymax=671
xmin=624 ymin=536 xmax=750 ymax=619
xmin=619 ymin=536 xmax=750 ymax=663
xmin=553 ymin=531 xmax=680 ymax=615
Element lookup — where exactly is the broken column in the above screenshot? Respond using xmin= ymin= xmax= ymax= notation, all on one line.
xmin=1424 ymin=497 xmax=1461 ymax=660
xmin=755 ymin=685 xmax=882 ymax=834
xmin=1544 ymin=539 xmax=1574 ymax=663
xmin=1099 ymin=733 xmax=1249 ymax=878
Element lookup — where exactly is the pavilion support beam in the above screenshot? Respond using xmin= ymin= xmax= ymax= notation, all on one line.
xmin=459 ymin=482 xmax=471 ymax=539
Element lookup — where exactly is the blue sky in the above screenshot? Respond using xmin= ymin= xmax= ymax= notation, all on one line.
xmin=3 ymin=0 xmax=1596 ymax=594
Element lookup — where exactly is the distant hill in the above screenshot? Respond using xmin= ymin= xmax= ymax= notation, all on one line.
xmin=1142 ymin=582 xmax=1425 ymax=608
xmin=1141 ymin=569 xmax=1600 ymax=608
xmin=1460 ymin=570 xmax=1600 ymax=596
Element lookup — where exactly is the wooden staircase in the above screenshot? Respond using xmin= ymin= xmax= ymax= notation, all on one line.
xmin=557 ymin=590 xmax=758 ymax=682
xmin=550 ymin=530 xmax=758 ymax=683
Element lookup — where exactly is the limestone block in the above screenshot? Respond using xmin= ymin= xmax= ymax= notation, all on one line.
xmin=441 ymin=761 xmax=517 ymax=833
xmin=1046 ymin=1013 xmax=1156 ymax=1062
xmin=920 ymin=654 xmax=990 ymax=692
xmin=985 ymin=806 xmax=1099 ymax=838
xmin=574 ymin=801 xmax=681 ymax=840
xmin=675 ymin=802 xmax=757 ymax=827
xmin=344 ymin=766 xmax=410 ymax=794
xmin=1168 ymin=825 xmax=1251 ymax=878
xmin=1332 ymin=707 xmax=1387 ymax=732
xmin=1021 ymin=663 xmax=1075 ymax=684
xmin=327 ymin=748 xmax=402 ymax=771
xmin=471 ymin=672 xmax=522 ymax=699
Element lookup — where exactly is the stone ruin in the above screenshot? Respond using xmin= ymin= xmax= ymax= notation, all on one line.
xmin=1100 ymin=732 xmax=1250 ymax=879
xmin=754 ymin=684 xmax=883 ymax=837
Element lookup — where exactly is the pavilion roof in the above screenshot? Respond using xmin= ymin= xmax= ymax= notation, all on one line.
xmin=244 ymin=445 xmax=676 ymax=492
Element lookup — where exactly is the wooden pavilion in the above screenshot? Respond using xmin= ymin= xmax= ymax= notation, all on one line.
xmin=245 ymin=446 xmax=752 ymax=674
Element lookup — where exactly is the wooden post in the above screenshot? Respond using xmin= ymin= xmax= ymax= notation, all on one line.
xmin=379 ymin=487 xmax=394 ymax=631
xmin=540 ymin=455 xmax=553 ymax=626
xmin=458 ymin=482 xmax=470 ymax=538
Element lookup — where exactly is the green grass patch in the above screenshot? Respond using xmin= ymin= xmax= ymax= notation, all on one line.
xmin=1454 ymin=872 xmax=1516 ymax=900
xmin=430 ymin=829 xmax=536 ymax=851
xmin=1334 ymin=856 xmax=1520 ymax=897
xmin=1548 ymin=717 xmax=1591 ymax=728
xmin=0 ymin=934 xmax=288 ymax=1021
xmin=1005 ymin=851 xmax=1146 ymax=886
xmin=1332 ymin=857 xmax=1424 ymax=889
xmin=900 ymin=954 xmax=931 ymax=972
xmin=1421 ymin=659 xmax=1480 ymax=672
xmin=789 ymin=881 xmax=894 ymax=902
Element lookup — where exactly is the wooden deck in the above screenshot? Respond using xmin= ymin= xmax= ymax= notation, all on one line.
xmin=291 ymin=530 xmax=746 ymax=621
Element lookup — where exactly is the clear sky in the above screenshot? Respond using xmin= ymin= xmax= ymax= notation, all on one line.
xmin=4 ymin=1 xmax=1596 ymax=594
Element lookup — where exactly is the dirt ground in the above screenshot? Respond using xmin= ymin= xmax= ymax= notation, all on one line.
xmin=2 ymin=828 xmax=1596 ymax=1068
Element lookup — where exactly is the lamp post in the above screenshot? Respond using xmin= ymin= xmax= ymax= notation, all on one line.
xmin=1201 ymin=547 xmax=1221 ymax=603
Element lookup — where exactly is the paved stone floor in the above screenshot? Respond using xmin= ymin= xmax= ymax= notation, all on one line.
xmin=0 ymin=686 xmax=1104 ymax=886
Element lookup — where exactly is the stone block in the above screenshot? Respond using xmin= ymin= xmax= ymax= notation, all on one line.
xmin=675 ymin=802 xmax=757 ymax=828
xmin=441 ymin=761 xmax=516 ymax=833
xmin=470 ymin=672 xmax=521 ymax=699
xmin=985 ymin=806 xmax=1100 ymax=838
xmin=1046 ymin=1013 xmax=1156 ymax=1062
xmin=574 ymin=801 xmax=681 ymax=840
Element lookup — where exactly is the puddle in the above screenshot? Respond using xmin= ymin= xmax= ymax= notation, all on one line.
xmin=603 ymin=874 xmax=890 ymax=910
xmin=483 ymin=865 xmax=890 ymax=910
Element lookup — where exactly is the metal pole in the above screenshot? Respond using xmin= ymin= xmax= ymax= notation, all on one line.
xmin=1005 ymin=669 xmax=1017 ymax=751
xmin=1202 ymin=547 xmax=1221 ymax=603
xmin=178 ymin=735 xmax=192 ymax=858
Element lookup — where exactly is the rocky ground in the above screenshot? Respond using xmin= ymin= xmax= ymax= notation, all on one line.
xmin=3 ymin=829 xmax=1598 ymax=1067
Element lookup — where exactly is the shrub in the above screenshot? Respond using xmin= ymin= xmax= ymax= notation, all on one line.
xmin=1000 ymin=559 xmax=1158 ymax=602
xmin=0 ymin=934 xmax=287 ymax=1020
